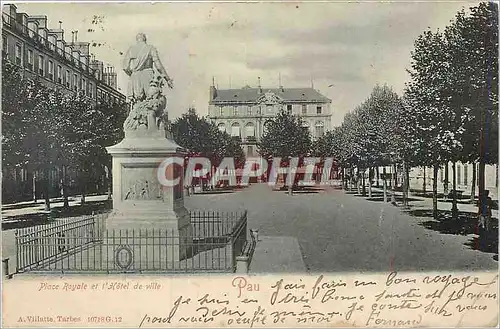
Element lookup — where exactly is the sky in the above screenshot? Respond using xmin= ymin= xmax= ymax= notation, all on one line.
xmin=14 ymin=1 xmax=479 ymax=125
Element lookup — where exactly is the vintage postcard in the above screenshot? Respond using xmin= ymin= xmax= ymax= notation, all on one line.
xmin=1 ymin=1 xmax=498 ymax=327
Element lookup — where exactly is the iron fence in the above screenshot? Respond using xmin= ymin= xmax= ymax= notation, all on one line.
xmin=15 ymin=210 xmax=250 ymax=274
xmin=15 ymin=214 xmax=105 ymax=273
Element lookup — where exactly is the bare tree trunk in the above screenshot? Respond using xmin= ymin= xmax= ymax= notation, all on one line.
xmin=433 ymin=164 xmax=439 ymax=219
xmin=422 ymin=167 xmax=426 ymax=196
xmin=376 ymin=167 xmax=380 ymax=188
xmin=368 ymin=168 xmax=372 ymax=198
xmin=444 ymin=164 xmax=449 ymax=200
xmin=383 ymin=167 xmax=387 ymax=202
xmin=32 ymin=170 xmax=37 ymax=203
xmin=362 ymin=169 xmax=366 ymax=196
xmin=80 ymin=167 xmax=86 ymax=204
xmin=402 ymin=160 xmax=408 ymax=207
xmin=356 ymin=168 xmax=361 ymax=195
xmin=470 ymin=162 xmax=476 ymax=203
xmin=451 ymin=162 xmax=458 ymax=219
xmin=391 ymin=164 xmax=397 ymax=204
xmin=43 ymin=168 xmax=50 ymax=211
xmin=62 ymin=165 xmax=69 ymax=208
xmin=478 ymin=161 xmax=486 ymax=216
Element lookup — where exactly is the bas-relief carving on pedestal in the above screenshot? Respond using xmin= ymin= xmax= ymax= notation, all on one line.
xmin=122 ymin=169 xmax=163 ymax=201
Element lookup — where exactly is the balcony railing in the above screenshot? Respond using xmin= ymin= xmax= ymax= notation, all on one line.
xmin=1 ymin=12 xmax=118 ymax=89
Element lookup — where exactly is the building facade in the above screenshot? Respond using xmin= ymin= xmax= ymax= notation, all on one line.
xmin=2 ymin=4 xmax=125 ymax=105
xmin=2 ymin=4 xmax=126 ymax=203
xmin=409 ymin=162 xmax=498 ymax=199
xmin=207 ymin=84 xmax=332 ymax=156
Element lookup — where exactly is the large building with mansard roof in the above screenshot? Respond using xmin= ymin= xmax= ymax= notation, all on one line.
xmin=207 ymin=82 xmax=332 ymax=156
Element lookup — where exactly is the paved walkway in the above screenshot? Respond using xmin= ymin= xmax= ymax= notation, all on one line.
xmin=2 ymin=184 xmax=497 ymax=275
xmin=186 ymin=183 xmax=497 ymax=272
xmin=249 ymin=236 xmax=307 ymax=273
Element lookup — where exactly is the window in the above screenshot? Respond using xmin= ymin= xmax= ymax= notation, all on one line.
xmin=27 ymin=49 xmax=33 ymax=70
xmin=83 ymin=79 xmax=88 ymax=95
xmin=79 ymin=77 xmax=83 ymax=91
xmin=217 ymin=123 xmax=226 ymax=133
xmin=219 ymin=107 xmax=224 ymax=116
xmin=2 ymin=36 xmax=7 ymax=54
xmin=315 ymin=121 xmax=324 ymax=137
xmin=97 ymin=89 xmax=102 ymax=100
xmin=463 ymin=164 xmax=468 ymax=186
xmin=65 ymin=70 xmax=70 ymax=88
xmin=247 ymin=106 xmax=252 ymax=116
xmin=287 ymin=104 xmax=292 ymax=115
xmin=38 ymin=55 xmax=44 ymax=76
xmin=73 ymin=74 xmax=78 ymax=91
xmin=48 ymin=60 xmax=54 ymax=80
xmin=89 ymin=83 xmax=94 ymax=98
xmin=267 ymin=105 xmax=273 ymax=114
xmin=302 ymin=121 xmax=310 ymax=132
xmin=302 ymin=104 xmax=307 ymax=114
xmin=233 ymin=106 xmax=239 ymax=116
xmin=247 ymin=146 xmax=254 ymax=156
xmin=57 ymin=65 xmax=62 ymax=83
xmin=257 ymin=106 xmax=262 ymax=115
xmin=245 ymin=122 xmax=255 ymax=139
xmin=231 ymin=122 xmax=241 ymax=137
xmin=317 ymin=106 xmax=322 ymax=114
xmin=15 ymin=43 xmax=22 ymax=65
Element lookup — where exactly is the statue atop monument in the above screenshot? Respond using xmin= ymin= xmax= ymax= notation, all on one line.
xmin=122 ymin=33 xmax=173 ymax=134
xmin=122 ymin=33 xmax=174 ymax=101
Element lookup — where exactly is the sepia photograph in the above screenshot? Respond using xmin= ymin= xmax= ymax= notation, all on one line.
xmin=1 ymin=1 xmax=498 ymax=327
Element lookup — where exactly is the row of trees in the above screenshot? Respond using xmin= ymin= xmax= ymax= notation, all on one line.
xmin=314 ymin=2 xmax=498 ymax=220
xmin=171 ymin=108 xmax=246 ymax=170
xmin=2 ymin=56 xmax=127 ymax=209
xmin=171 ymin=109 xmax=327 ymax=188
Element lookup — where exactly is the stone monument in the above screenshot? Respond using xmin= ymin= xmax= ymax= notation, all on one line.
xmin=105 ymin=33 xmax=191 ymax=264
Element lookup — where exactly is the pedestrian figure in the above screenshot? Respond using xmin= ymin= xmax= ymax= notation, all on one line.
xmin=478 ymin=190 xmax=493 ymax=235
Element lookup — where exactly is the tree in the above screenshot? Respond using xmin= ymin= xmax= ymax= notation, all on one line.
xmin=258 ymin=111 xmax=311 ymax=160
xmin=405 ymin=28 xmax=457 ymax=219
xmin=406 ymin=2 xmax=499 ymax=221
xmin=447 ymin=3 xmax=498 ymax=221
xmin=2 ymin=55 xmax=127 ymax=206
xmin=172 ymin=108 xmax=246 ymax=186
xmin=258 ymin=111 xmax=311 ymax=192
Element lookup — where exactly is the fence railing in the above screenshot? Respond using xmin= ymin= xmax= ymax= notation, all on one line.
xmin=15 ymin=210 xmax=250 ymax=274
xmin=15 ymin=214 xmax=105 ymax=273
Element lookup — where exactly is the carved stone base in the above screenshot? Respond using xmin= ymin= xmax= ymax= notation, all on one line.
xmin=105 ymin=208 xmax=193 ymax=268
xmin=105 ymin=134 xmax=189 ymax=269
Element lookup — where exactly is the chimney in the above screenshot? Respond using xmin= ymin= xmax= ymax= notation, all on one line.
xmin=209 ymin=77 xmax=217 ymax=101
xmin=58 ymin=20 xmax=62 ymax=29
xmin=258 ymin=77 xmax=262 ymax=93
xmin=74 ymin=30 xmax=78 ymax=42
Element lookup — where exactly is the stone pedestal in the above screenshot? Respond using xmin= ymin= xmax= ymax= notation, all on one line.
xmin=105 ymin=127 xmax=192 ymax=270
